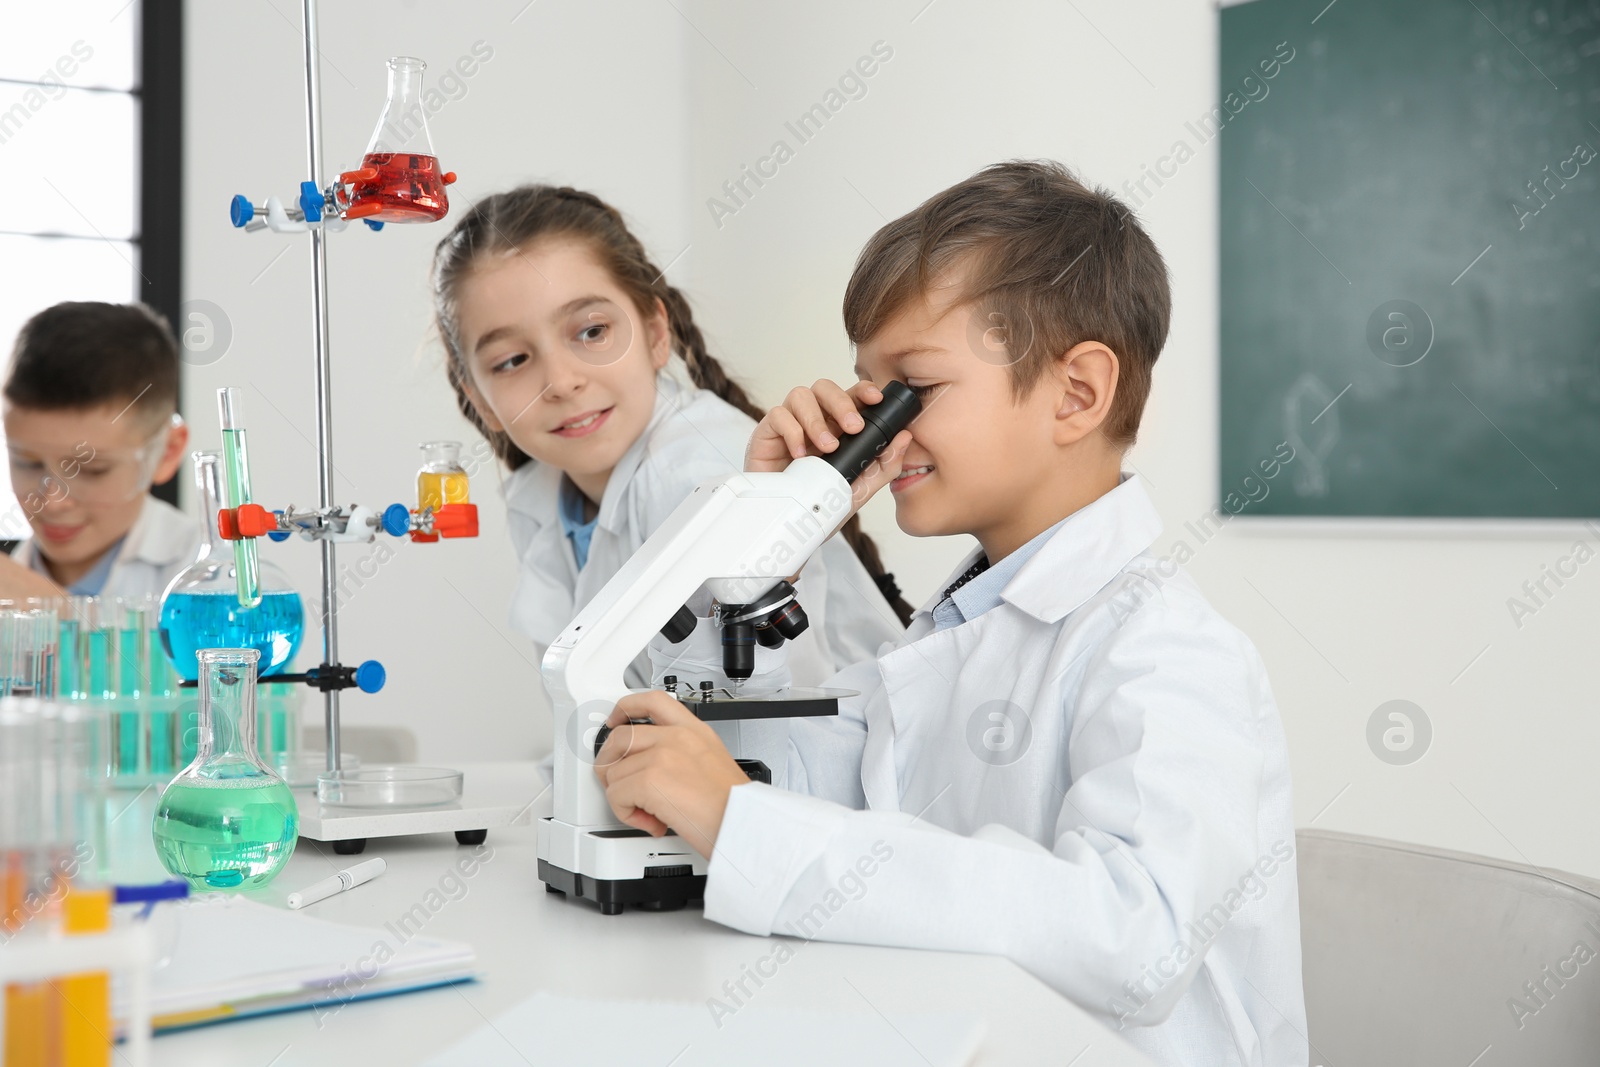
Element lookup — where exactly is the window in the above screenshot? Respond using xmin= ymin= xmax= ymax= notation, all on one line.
xmin=0 ymin=0 xmax=182 ymax=538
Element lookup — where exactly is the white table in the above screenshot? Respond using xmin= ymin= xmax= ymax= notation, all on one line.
xmin=143 ymin=762 xmax=1153 ymax=1066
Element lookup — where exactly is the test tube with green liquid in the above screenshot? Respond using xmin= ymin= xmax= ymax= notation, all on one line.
xmin=217 ymin=387 xmax=261 ymax=609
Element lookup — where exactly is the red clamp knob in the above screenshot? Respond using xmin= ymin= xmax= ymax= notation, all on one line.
xmin=442 ymin=171 xmax=458 ymax=185
xmin=218 ymin=504 xmax=275 ymax=540
xmin=236 ymin=503 xmax=277 ymax=538
xmin=433 ymin=503 xmax=479 ymax=539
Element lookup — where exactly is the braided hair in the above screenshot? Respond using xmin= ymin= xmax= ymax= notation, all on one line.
xmin=432 ymin=184 xmax=914 ymax=626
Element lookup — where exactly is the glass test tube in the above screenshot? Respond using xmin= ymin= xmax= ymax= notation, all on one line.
xmin=146 ymin=604 xmax=179 ymax=777
xmin=217 ymin=387 xmax=261 ymax=609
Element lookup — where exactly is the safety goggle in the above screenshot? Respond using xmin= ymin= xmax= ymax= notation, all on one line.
xmin=7 ymin=416 xmax=178 ymax=508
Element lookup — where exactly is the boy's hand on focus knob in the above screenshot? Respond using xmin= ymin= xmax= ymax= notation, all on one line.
xmin=593 ymin=690 xmax=751 ymax=859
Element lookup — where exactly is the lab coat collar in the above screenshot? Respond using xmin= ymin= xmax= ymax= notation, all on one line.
xmin=1000 ymin=473 xmax=1163 ymax=624
xmin=503 ymin=458 xmax=563 ymax=527
xmin=908 ymin=472 xmax=1163 ymax=626
xmin=500 ymin=364 xmax=699 ymax=535
xmin=594 ymin=365 xmax=696 ymax=534
xmin=121 ymin=494 xmax=196 ymax=569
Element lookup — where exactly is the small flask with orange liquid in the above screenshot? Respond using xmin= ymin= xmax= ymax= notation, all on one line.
xmin=415 ymin=442 xmax=470 ymax=543
xmin=336 ymin=57 xmax=456 ymax=224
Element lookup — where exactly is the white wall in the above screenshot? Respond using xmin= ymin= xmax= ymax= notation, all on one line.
xmin=187 ymin=0 xmax=1600 ymax=879
xmin=682 ymin=0 xmax=1600 ymax=880
xmin=183 ymin=0 xmax=690 ymax=763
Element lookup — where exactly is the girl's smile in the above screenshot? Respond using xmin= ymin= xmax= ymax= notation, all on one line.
xmin=551 ymin=407 xmax=613 ymax=438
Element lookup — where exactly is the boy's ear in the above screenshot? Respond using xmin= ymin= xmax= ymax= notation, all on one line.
xmin=647 ymin=296 xmax=673 ymax=371
xmin=1049 ymin=340 xmax=1119 ymax=446
xmin=153 ymin=416 xmax=189 ymax=485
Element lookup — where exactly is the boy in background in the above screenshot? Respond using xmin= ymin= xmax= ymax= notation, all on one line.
xmin=0 ymin=301 xmax=194 ymax=600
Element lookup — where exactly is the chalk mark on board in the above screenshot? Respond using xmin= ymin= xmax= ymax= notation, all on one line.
xmin=1311 ymin=383 xmax=1352 ymax=425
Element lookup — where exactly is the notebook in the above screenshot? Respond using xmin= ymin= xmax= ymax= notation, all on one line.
xmin=113 ymin=895 xmax=477 ymax=1031
xmin=424 ymin=991 xmax=986 ymax=1066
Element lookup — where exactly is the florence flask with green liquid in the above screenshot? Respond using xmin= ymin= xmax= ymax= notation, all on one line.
xmin=152 ymin=648 xmax=298 ymax=890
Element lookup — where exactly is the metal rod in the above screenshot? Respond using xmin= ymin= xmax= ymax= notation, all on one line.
xmin=300 ymin=0 xmax=342 ymax=773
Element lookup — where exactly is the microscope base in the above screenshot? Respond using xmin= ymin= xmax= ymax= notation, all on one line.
xmin=538 ymin=816 xmax=711 ymax=916
xmin=538 ymin=859 xmax=706 ymax=915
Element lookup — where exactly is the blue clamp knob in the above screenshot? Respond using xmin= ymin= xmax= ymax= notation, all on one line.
xmin=363 ymin=219 xmax=385 ymax=231
xmin=355 ymin=660 xmax=386 ymax=694
xmin=299 ymin=180 xmax=323 ymax=223
xmin=229 ymin=194 xmax=254 ymax=228
xmin=267 ymin=510 xmax=291 ymax=542
xmin=381 ymin=503 xmax=411 ymax=537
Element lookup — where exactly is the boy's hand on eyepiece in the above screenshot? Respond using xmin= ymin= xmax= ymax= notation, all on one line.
xmin=593 ymin=690 xmax=750 ymax=859
xmin=745 ymin=379 xmax=912 ymax=511
xmin=747 ymin=379 xmax=877 ymax=470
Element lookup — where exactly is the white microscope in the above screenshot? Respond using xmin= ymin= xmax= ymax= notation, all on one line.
xmin=537 ymin=382 xmax=921 ymax=915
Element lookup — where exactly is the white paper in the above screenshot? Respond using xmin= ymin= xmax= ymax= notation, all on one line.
xmin=425 ymin=991 xmax=985 ymax=1067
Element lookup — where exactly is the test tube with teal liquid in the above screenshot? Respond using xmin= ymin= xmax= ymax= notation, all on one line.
xmin=115 ymin=597 xmax=147 ymax=779
xmin=81 ymin=599 xmax=122 ymax=777
xmin=58 ymin=596 xmax=89 ymax=701
xmin=217 ymin=387 xmax=261 ymax=609
xmin=143 ymin=596 xmax=178 ymax=776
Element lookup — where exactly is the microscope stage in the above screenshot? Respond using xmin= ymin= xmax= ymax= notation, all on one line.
xmin=676 ymin=685 xmax=854 ymax=722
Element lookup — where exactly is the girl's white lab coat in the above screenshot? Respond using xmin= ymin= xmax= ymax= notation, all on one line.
xmin=700 ymin=475 xmax=1308 ymax=1067
xmin=504 ymin=366 xmax=906 ymax=774
xmin=10 ymin=495 xmax=199 ymax=599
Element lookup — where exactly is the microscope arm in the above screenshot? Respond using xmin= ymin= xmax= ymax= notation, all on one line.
xmin=543 ymin=456 xmax=856 ymax=828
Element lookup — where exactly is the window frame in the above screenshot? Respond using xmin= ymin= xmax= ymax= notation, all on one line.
xmin=140 ymin=0 xmax=183 ymax=507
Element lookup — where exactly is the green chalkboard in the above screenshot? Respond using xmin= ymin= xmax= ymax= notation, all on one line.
xmin=1219 ymin=0 xmax=1600 ymax=518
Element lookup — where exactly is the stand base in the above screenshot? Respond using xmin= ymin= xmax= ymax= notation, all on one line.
xmin=326 ymin=828 xmax=485 ymax=857
xmin=538 ymin=859 xmax=706 ymax=916
xmin=295 ymin=763 xmax=537 ymax=847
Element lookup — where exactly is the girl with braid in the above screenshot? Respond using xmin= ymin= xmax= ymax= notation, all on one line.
xmin=432 ymin=185 xmax=908 ymax=779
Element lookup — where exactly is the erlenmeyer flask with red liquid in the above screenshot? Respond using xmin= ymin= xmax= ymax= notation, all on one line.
xmin=337 ymin=57 xmax=456 ymax=224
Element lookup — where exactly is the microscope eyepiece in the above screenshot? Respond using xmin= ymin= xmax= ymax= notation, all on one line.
xmin=822 ymin=380 xmax=922 ymax=484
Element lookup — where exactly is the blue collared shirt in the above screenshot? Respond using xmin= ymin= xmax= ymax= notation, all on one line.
xmin=930 ymin=515 xmax=1069 ymax=633
xmin=557 ymin=476 xmax=600 ymax=570
xmin=32 ymin=536 xmax=125 ymax=596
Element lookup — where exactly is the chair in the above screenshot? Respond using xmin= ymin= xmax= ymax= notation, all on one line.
xmin=1297 ymin=828 xmax=1600 ymax=1066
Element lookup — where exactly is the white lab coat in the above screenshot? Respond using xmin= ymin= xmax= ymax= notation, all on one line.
xmin=701 ymin=475 xmax=1308 ymax=1067
xmin=11 ymin=494 xmax=199 ymax=601
xmin=505 ymin=364 xmax=906 ymax=776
